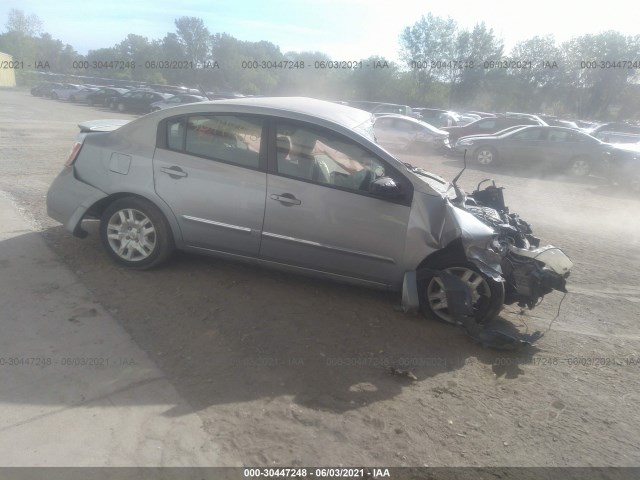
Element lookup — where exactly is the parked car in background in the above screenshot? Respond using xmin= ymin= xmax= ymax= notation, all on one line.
xmin=370 ymin=103 xmax=415 ymax=118
xmin=464 ymin=111 xmax=497 ymax=118
xmin=49 ymin=84 xmax=84 ymax=100
xmin=538 ymin=116 xmax=580 ymax=129
xmin=453 ymin=125 xmax=610 ymax=176
xmin=111 ymin=90 xmax=172 ymax=113
xmin=87 ymin=87 xmax=130 ymax=107
xmin=69 ymin=86 xmax=100 ymax=102
xmin=150 ymin=94 xmax=207 ymax=111
xmin=443 ymin=115 xmax=547 ymax=144
xmin=344 ymin=101 xmax=416 ymax=118
xmin=608 ymin=142 xmax=640 ymax=192
xmin=574 ymin=120 xmax=600 ymax=131
xmin=45 ymin=96 xmax=572 ymax=329
xmin=52 ymin=85 xmax=99 ymax=102
xmin=373 ymin=114 xmax=449 ymax=152
xmin=31 ymin=82 xmax=63 ymax=97
xmin=455 ymin=113 xmax=481 ymax=126
xmin=587 ymin=122 xmax=640 ymax=144
xmin=413 ymin=108 xmax=460 ymax=127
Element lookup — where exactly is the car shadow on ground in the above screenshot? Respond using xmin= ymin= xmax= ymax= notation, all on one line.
xmin=3 ymin=226 xmax=541 ymax=416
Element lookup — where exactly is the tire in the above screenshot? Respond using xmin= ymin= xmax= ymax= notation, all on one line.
xmin=51 ymin=92 xmax=59 ymax=100
xmin=567 ymin=156 xmax=591 ymax=176
xmin=475 ymin=146 xmax=498 ymax=166
xmin=418 ymin=256 xmax=504 ymax=325
xmin=117 ymin=102 xmax=126 ymax=113
xmin=69 ymin=95 xmax=76 ymax=102
xmin=99 ymin=197 xmax=174 ymax=269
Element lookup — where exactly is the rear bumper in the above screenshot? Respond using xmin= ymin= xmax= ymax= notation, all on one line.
xmin=46 ymin=167 xmax=108 ymax=237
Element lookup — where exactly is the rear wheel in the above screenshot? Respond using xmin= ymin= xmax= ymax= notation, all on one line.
xmin=418 ymin=257 xmax=504 ymax=325
xmin=99 ymin=197 xmax=174 ymax=269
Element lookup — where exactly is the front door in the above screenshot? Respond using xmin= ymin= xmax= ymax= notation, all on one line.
xmin=260 ymin=120 xmax=412 ymax=285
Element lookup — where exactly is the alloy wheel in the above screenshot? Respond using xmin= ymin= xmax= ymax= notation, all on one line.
xmin=106 ymin=208 xmax=157 ymax=262
xmin=426 ymin=266 xmax=492 ymax=324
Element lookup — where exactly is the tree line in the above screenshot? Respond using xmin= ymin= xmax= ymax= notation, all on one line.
xmin=1 ymin=9 xmax=639 ymax=120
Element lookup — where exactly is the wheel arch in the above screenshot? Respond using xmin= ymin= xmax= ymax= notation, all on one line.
xmin=416 ymin=238 xmax=467 ymax=271
xmin=86 ymin=192 xmax=184 ymax=248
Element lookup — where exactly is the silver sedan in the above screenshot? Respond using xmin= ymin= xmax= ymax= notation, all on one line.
xmin=46 ymin=97 xmax=571 ymax=328
xmin=373 ymin=114 xmax=449 ymax=152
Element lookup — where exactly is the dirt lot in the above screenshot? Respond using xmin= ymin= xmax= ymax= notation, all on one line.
xmin=1 ymin=88 xmax=640 ymax=468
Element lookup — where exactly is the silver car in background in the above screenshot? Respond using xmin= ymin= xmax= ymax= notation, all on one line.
xmin=150 ymin=94 xmax=207 ymax=111
xmin=46 ymin=97 xmax=572 ymax=333
xmin=373 ymin=114 xmax=449 ymax=152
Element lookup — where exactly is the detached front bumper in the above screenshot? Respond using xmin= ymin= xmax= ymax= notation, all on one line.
xmin=46 ymin=167 xmax=108 ymax=237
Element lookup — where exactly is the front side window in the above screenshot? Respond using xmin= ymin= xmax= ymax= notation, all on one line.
xmin=546 ymin=130 xmax=571 ymax=142
xmin=275 ymin=123 xmax=387 ymax=193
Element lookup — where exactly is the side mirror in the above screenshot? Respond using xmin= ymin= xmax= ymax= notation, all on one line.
xmin=369 ymin=176 xmax=403 ymax=199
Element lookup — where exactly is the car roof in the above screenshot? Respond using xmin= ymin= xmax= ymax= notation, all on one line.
xmin=194 ymin=97 xmax=374 ymax=130
xmin=112 ymin=97 xmax=376 ymax=146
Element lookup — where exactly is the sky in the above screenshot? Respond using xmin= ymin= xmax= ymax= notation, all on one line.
xmin=1 ymin=0 xmax=637 ymax=60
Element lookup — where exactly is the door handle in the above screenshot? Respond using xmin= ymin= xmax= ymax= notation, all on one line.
xmin=270 ymin=193 xmax=301 ymax=206
xmin=160 ymin=166 xmax=188 ymax=178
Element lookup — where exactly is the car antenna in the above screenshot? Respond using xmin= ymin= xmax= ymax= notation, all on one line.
xmin=452 ymin=149 xmax=467 ymax=187
xmin=450 ymin=149 xmax=467 ymax=203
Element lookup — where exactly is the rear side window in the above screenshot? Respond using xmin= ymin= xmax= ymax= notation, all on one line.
xmin=165 ymin=115 xmax=263 ymax=169
xmin=512 ymin=128 xmax=544 ymax=141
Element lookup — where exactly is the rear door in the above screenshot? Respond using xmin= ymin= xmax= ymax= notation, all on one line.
xmin=153 ymin=114 xmax=267 ymax=256
xmin=260 ymin=120 xmax=412 ymax=286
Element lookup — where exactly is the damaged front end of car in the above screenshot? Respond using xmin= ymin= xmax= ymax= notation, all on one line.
xmin=401 ymin=161 xmax=572 ymax=349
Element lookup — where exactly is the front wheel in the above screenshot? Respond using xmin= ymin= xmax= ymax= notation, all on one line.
xmin=567 ymin=156 xmax=591 ymax=176
xmin=475 ymin=146 xmax=498 ymax=166
xmin=418 ymin=261 xmax=504 ymax=325
xmin=99 ymin=197 xmax=174 ymax=269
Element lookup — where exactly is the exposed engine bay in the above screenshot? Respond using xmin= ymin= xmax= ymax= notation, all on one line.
xmin=464 ymin=179 xmax=572 ymax=310
xmin=402 ymin=159 xmax=573 ymax=350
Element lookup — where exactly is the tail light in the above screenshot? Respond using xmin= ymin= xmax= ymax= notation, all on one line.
xmin=65 ymin=142 xmax=82 ymax=167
